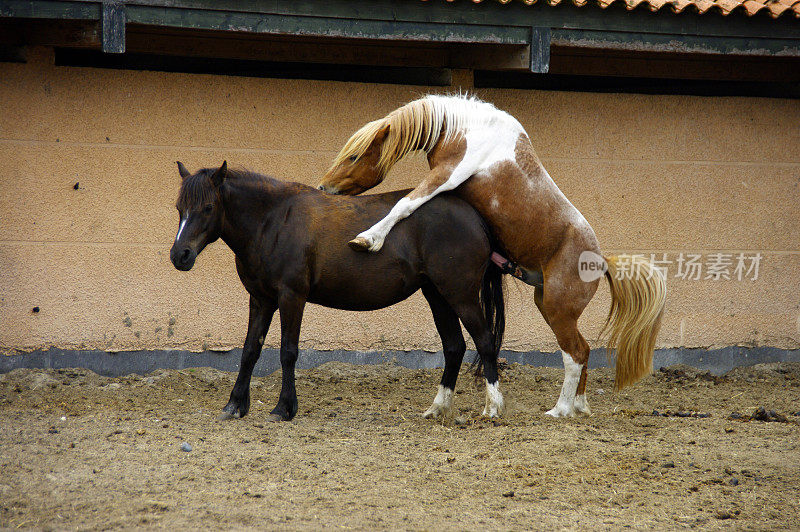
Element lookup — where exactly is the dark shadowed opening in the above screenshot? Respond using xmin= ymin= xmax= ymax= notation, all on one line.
xmin=54 ymin=48 xmax=452 ymax=86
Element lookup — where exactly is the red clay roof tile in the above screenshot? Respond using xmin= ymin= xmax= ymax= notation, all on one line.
xmin=430 ymin=0 xmax=800 ymax=18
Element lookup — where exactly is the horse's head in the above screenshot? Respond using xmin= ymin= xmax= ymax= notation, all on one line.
xmin=317 ymin=120 xmax=390 ymax=195
xmin=170 ymin=161 xmax=227 ymax=271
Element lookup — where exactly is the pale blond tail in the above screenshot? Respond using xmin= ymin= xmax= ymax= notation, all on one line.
xmin=602 ymin=254 xmax=667 ymax=390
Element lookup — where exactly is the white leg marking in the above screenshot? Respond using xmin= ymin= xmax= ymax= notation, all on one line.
xmin=574 ymin=394 xmax=592 ymax=416
xmin=423 ymin=385 xmax=453 ymax=419
xmin=175 ymin=217 xmax=188 ymax=243
xmin=358 ymin=196 xmax=427 ymax=251
xmin=545 ymin=351 xmax=582 ymax=418
xmin=482 ymin=379 xmax=504 ymax=418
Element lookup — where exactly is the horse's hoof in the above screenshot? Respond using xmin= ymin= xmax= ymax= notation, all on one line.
xmin=544 ymin=407 xmax=575 ymax=418
xmin=422 ymin=408 xmax=440 ymax=419
xmin=218 ymin=411 xmax=238 ymax=421
xmin=423 ymin=401 xmax=453 ymax=419
xmin=267 ymin=413 xmax=284 ymax=423
xmin=219 ymin=401 xmax=244 ymax=420
xmin=348 ymin=237 xmax=371 ymax=251
xmin=574 ymin=395 xmax=592 ymax=416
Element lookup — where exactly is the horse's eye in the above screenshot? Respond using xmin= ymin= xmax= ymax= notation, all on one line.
xmin=203 ymin=204 xmax=213 ymax=214
xmin=348 ymin=155 xmax=358 ymax=162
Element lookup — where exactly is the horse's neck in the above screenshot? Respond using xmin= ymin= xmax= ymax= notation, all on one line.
xmin=219 ymin=177 xmax=291 ymax=255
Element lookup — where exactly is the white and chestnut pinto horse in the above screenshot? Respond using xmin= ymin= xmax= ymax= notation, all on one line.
xmin=318 ymin=94 xmax=666 ymax=418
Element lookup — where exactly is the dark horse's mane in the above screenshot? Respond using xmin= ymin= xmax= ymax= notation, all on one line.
xmin=177 ymin=167 xmax=292 ymax=210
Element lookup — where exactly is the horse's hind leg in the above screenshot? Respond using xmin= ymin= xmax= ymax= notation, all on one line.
xmin=421 ymin=285 xmax=466 ymax=419
xmin=574 ymin=365 xmax=591 ymax=415
xmin=220 ymin=297 xmax=277 ymax=420
xmin=450 ymin=302 xmax=504 ymax=418
xmin=534 ymin=285 xmax=592 ymax=417
xmin=543 ymin=313 xmax=591 ymax=418
xmin=540 ymin=256 xmax=598 ymax=417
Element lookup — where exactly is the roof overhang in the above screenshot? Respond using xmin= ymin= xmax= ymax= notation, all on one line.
xmin=1 ymin=0 xmax=799 ymax=79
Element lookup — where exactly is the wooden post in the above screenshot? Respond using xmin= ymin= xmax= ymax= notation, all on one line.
xmin=530 ymin=27 xmax=551 ymax=74
xmin=102 ymin=0 xmax=125 ymax=53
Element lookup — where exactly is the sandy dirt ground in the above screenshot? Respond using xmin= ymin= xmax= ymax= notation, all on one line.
xmin=1 ymin=361 xmax=799 ymax=530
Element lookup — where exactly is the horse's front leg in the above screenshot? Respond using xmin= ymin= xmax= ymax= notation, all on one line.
xmin=350 ymin=165 xmax=461 ymax=252
xmin=220 ymin=297 xmax=276 ymax=420
xmin=269 ymin=293 xmax=306 ymax=421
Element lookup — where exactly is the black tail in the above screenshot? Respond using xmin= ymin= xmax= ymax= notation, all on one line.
xmin=474 ymin=260 xmax=506 ymax=377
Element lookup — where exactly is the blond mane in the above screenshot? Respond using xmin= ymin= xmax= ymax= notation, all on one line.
xmin=328 ymin=95 xmax=481 ymax=178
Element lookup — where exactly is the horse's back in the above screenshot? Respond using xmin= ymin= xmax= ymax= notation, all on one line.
xmin=299 ymin=187 xmax=487 ymax=245
xmin=356 ymin=190 xmax=491 ymax=260
xmin=293 ymin=188 xmax=490 ymax=309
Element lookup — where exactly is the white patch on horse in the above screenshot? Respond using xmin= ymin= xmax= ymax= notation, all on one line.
xmin=490 ymin=195 xmax=500 ymax=211
xmin=175 ymin=217 xmax=188 ymax=243
xmin=472 ymin=170 xmax=490 ymax=182
xmin=357 ymin=195 xmax=429 ymax=251
xmin=482 ymin=380 xmax=504 ymax=418
xmin=356 ymin=97 xmax=525 ymax=252
xmin=423 ymin=384 xmax=453 ymax=419
xmin=546 ymin=351 xmax=582 ymax=418
xmin=574 ymin=394 xmax=592 ymax=416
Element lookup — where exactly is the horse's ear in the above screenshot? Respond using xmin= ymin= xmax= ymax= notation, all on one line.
xmin=177 ymin=161 xmax=191 ymax=179
xmin=375 ymin=123 xmax=390 ymax=142
xmin=211 ymin=161 xmax=227 ymax=187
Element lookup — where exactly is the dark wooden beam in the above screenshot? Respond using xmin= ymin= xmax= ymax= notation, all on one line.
xmin=0 ymin=19 xmax=101 ymax=48
xmin=123 ymin=26 xmax=531 ymax=70
xmin=550 ymin=47 xmax=800 ymax=82
xmin=1 ymin=0 xmax=799 ymax=63
xmin=54 ymin=48 xmax=455 ymax=86
xmin=126 ymin=6 xmax=530 ymax=45
xmin=113 ymin=0 xmax=800 ymax=40
xmin=3 ymin=0 xmax=799 ymax=51
xmin=0 ymin=0 xmax=99 ymax=20
xmin=475 ymin=69 xmax=800 ymax=98
xmin=552 ymin=28 xmax=800 ymax=57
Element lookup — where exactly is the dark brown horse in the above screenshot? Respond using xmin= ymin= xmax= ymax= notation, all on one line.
xmin=170 ymin=162 xmax=506 ymax=421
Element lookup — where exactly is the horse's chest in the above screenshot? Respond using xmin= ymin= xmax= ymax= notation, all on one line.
xmin=235 ymin=258 xmax=285 ymax=300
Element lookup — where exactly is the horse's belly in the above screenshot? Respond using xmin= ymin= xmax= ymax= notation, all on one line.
xmin=307 ymin=255 xmax=420 ymax=311
xmin=307 ymin=283 xmax=417 ymax=311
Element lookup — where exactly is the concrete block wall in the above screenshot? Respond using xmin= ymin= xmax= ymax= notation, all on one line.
xmin=1 ymin=47 xmax=798 ymax=356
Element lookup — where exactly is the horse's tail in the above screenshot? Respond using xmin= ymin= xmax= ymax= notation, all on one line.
xmin=601 ymin=254 xmax=667 ymax=390
xmin=474 ymin=259 xmax=506 ymax=377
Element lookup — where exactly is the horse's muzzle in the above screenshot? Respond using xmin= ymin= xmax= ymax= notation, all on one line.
xmin=170 ymin=246 xmax=197 ymax=271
